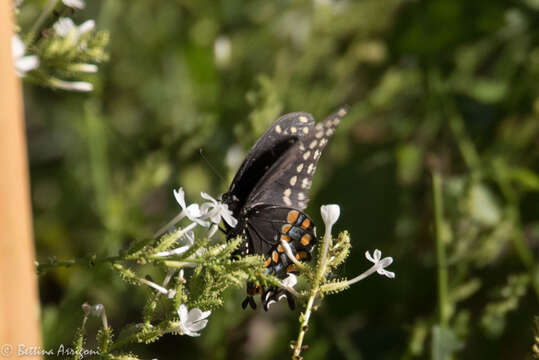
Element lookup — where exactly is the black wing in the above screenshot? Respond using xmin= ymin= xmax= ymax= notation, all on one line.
xmin=225 ymin=112 xmax=315 ymax=209
xmin=246 ymin=205 xmax=316 ymax=268
xmin=244 ymin=106 xmax=349 ymax=211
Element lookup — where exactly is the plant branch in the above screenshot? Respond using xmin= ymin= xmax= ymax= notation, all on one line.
xmin=433 ymin=171 xmax=449 ymax=326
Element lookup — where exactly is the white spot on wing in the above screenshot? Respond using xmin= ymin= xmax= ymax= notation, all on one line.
xmin=299 ymin=116 xmax=309 ymax=123
xmin=296 ymin=163 xmax=304 ymax=172
xmin=283 ymin=196 xmax=292 ymax=206
xmin=309 ymin=140 xmax=318 ymax=149
xmin=275 ymin=125 xmax=282 ymax=133
xmin=290 ymin=176 xmax=297 ymax=186
xmin=283 ymin=188 xmax=292 ymax=197
xmin=291 ymin=127 xmax=297 ymax=134
xmin=302 ymin=127 xmax=309 ymax=134
xmin=303 ymin=151 xmax=311 ymax=160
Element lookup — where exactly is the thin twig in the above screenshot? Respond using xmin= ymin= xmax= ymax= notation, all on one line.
xmin=433 ymin=172 xmax=449 ymax=326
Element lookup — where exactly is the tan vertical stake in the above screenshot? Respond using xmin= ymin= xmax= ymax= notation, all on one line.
xmin=0 ymin=3 xmax=42 ymax=359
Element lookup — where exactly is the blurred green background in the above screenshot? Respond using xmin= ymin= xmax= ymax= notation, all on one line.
xmin=23 ymin=0 xmax=539 ymax=359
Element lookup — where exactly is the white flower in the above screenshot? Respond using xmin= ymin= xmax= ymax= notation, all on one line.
xmin=11 ymin=35 xmax=39 ymax=77
xmin=320 ymin=204 xmax=340 ymax=228
xmin=49 ymin=78 xmax=93 ymax=92
xmin=62 ymin=0 xmax=85 ymax=9
xmin=69 ymin=63 xmax=98 ymax=73
xmin=200 ymin=192 xmax=238 ymax=228
xmin=177 ymin=304 xmax=211 ymax=337
xmin=53 ymin=18 xmax=94 ymax=38
xmin=365 ymin=249 xmax=395 ymax=278
xmin=78 ymin=20 xmax=95 ymax=34
xmin=174 ymin=188 xmax=209 ymax=227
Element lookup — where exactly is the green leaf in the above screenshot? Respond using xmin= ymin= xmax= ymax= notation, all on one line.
xmin=431 ymin=325 xmax=464 ymax=360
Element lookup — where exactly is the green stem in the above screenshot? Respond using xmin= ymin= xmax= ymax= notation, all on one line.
xmin=36 ymin=255 xmax=121 ymax=274
xmin=292 ymin=287 xmax=318 ymax=359
xmin=26 ymin=0 xmax=60 ymax=46
xmin=433 ymin=172 xmax=449 ymax=326
xmin=292 ymin=219 xmax=333 ymax=359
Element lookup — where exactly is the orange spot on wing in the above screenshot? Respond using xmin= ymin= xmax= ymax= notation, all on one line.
xmin=281 ymin=235 xmax=291 ymax=242
xmin=287 ymin=264 xmax=297 ymax=273
xmin=287 ymin=210 xmax=299 ymax=223
xmin=272 ymin=251 xmax=279 ymax=263
xmin=282 ymin=224 xmax=292 ymax=234
xmin=277 ymin=244 xmax=284 ymax=253
xmin=300 ymin=234 xmax=311 ymax=246
xmin=264 ymin=257 xmax=272 ymax=267
xmin=296 ymin=251 xmax=309 ymax=260
xmin=301 ymin=218 xmax=311 ymax=229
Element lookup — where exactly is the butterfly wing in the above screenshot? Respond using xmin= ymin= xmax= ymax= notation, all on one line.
xmin=246 ymin=205 xmax=316 ymax=269
xmin=244 ymin=106 xmax=349 ymax=211
xmin=224 ymin=106 xmax=349 ymax=311
xmin=245 ymin=205 xmax=317 ymax=310
xmin=225 ymin=112 xmax=315 ymax=210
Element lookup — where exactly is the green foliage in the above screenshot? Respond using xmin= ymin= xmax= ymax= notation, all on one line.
xmin=19 ymin=0 xmax=539 ymax=358
xmin=481 ymin=273 xmax=530 ymax=337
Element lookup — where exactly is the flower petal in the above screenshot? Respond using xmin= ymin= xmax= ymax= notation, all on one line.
xmin=379 ymin=269 xmax=395 ymax=278
xmin=198 ymin=310 xmax=211 ymax=320
xmin=16 ymin=55 xmax=39 ymax=73
xmin=187 ymin=308 xmax=204 ymax=323
xmin=320 ymin=204 xmax=340 ymax=227
xmin=373 ymin=249 xmax=382 ymax=261
xmin=78 ymin=20 xmax=95 ymax=34
xmin=188 ymin=319 xmax=208 ymax=332
xmin=185 ymin=203 xmax=202 ymax=218
xmin=53 ymin=17 xmax=75 ymax=37
xmin=200 ymin=192 xmax=217 ymax=204
xmin=365 ymin=250 xmax=376 ymax=263
xmin=379 ymin=257 xmax=393 ymax=268
xmin=221 ymin=208 xmax=238 ymax=227
xmin=200 ymin=202 xmax=213 ymax=214
xmin=11 ymin=35 xmax=25 ymax=58
xmin=179 ymin=322 xmax=200 ymax=337
xmin=178 ymin=304 xmax=188 ymax=323
xmin=173 ymin=188 xmax=187 ymax=210
xmin=62 ymin=0 xmax=85 ymax=9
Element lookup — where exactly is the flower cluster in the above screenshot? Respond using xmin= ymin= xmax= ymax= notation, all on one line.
xmin=154 ymin=188 xmax=237 ymax=255
xmin=12 ymin=0 xmax=107 ymax=91
xmin=137 ymin=188 xmax=241 ymax=336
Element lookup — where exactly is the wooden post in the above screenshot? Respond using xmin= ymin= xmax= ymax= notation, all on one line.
xmin=0 ymin=3 xmax=42 ymax=359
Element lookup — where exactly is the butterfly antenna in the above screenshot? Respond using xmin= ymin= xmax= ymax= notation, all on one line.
xmin=199 ymin=148 xmax=225 ymax=182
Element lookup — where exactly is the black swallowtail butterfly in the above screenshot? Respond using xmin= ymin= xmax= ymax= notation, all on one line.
xmin=222 ymin=106 xmax=349 ymax=311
